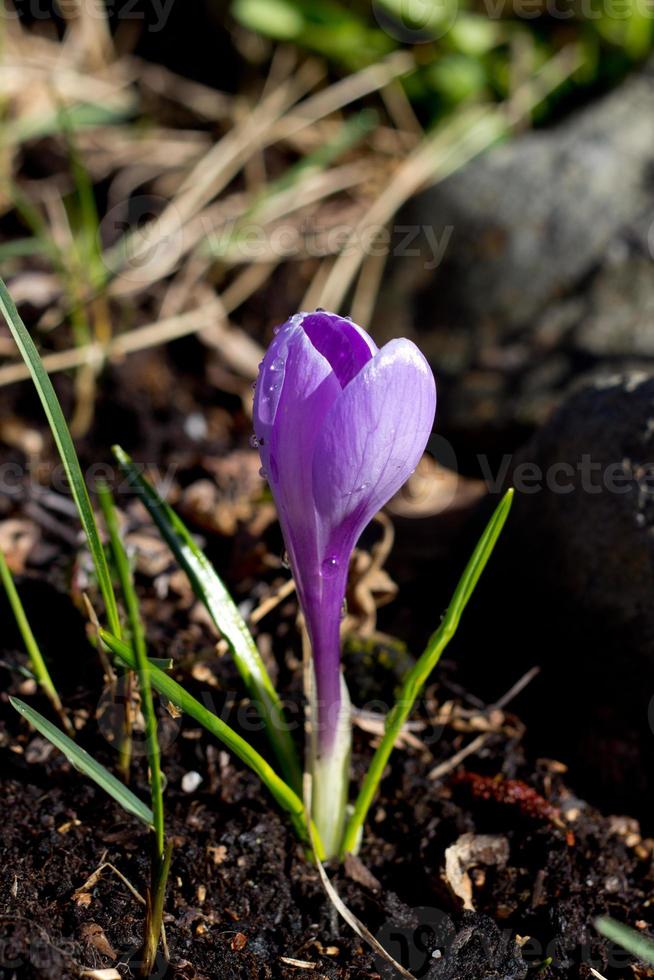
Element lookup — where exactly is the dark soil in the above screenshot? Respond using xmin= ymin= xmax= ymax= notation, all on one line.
xmin=1 ymin=349 xmax=653 ymax=980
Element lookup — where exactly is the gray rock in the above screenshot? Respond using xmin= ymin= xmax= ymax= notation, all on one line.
xmin=378 ymin=63 xmax=654 ymax=432
xmin=392 ymin=61 xmax=654 ymax=342
xmin=574 ymin=254 xmax=654 ymax=357
xmin=498 ymin=373 xmax=654 ymax=811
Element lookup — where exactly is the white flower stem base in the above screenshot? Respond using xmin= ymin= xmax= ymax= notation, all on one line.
xmin=309 ymin=674 xmax=351 ymax=861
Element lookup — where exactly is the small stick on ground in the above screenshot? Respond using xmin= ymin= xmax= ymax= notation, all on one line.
xmin=429 ymin=666 xmax=540 ymax=781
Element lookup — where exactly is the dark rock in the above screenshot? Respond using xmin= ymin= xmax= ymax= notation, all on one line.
xmin=428 ymin=913 xmax=528 ymax=979
xmin=481 ymin=373 xmax=654 ymax=817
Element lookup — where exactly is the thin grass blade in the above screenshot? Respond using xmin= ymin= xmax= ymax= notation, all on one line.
xmin=98 ymin=628 xmax=323 ymax=857
xmin=340 ymin=489 xmax=514 ymax=857
xmin=0 ymin=548 xmax=73 ymax=735
xmin=10 ymin=697 xmax=153 ymax=827
xmin=98 ymin=482 xmax=165 ymax=855
xmin=0 ymin=277 xmax=121 ymax=637
xmin=112 ymin=444 xmax=302 ymax=793
xmin=595 ymin=917 xmax=654 ymax=966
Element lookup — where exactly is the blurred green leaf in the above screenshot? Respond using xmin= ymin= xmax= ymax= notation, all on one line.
xmin=596 ymin=917 xmax=654 ymax=966
xmin=449 ymin=15 xmax=501 ymax=56
xmin=232 ymin=0 xmax=305 ymax=39
xmin=428 ymin=54 xmax=488 ymax=104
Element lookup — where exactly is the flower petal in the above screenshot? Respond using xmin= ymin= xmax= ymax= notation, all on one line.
xmin=301 ymin=311 xmax=377 ymax=388
xmin=312 ymin=338 xmax=436 ymax=559
xmin=253 ymin=320 xmax=340 ymax=581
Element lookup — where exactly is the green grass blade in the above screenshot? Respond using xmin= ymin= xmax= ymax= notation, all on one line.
xmin=595 ymin=917 xmax=654 ymax=966
xmin=340 ymin=489 xmax=514 ymax=858
xmin=0 ymin=277 xmax=121 ymax=637
xmin=98 ymin=482 xmax=165 ymax=856
xmin=10 ymin=697 xmax=153 ymax=827
xmin=57 ymin=103 xmax=107 ymax=293
xmin=99 ymin=628 xmax=323 ymax=857
xmin=3 ymin=102 xmax=131 ymax=148
xmin=0 ymin=238 xmax=48 ymax=261
xmin=0 ymin=549 xmax=73 ymax=735
xmin=112 ymin=444 xmax=302 ymax=793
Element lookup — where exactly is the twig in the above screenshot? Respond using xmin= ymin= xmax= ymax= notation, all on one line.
xmin=304 ymin=774 xmax=417 ymax=980
xmin=429 ymin=733 xmax=491 ymax=782
xmin=315 ymin=45 xmax=583 ymax=312
xmin=429 ymin=666 xmax=540 ymax=781
xmin=0 ymin=302 xmax=259 ymax=388
xmin=249 ymin=578 xmax=296 ymax=626
xmin=73 ymin=859 xmax=146 ymax=907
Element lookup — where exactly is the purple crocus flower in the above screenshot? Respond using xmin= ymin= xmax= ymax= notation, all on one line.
xmin=253 ymin=311 xmax=436 ymax=854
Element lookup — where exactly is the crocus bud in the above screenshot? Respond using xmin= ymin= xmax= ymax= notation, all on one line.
xmin=253 ymin=311 xmax=436 ymax=856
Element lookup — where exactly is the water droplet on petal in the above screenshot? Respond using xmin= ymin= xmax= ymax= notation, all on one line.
xmin=249 ymin=434 xmax=259 ymax=449
xmin=251 ymin=380 xmax=257 ymax=390
xmin=259 ymin=466 xmax=267 ymax=479
xmin=344 ymin=482 xmax=370 ymax=497
xmin=273 ymin=325 xmax=281 ymax=335
xmin=315 ymin=307 xmax=325 ymax=312
xmin=270 ymin=356 xmax=284 ymax=372
xmin=281 ymin=550 xmax=291 ymax=570
xmin=321 ymin=556 xmax=339 ymax=578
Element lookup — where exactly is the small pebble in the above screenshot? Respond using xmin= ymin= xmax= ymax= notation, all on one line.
xmin=184 ymin=413 xmax=208 ymax=441
xmin=181 ymin=771 xmax=203 ymax=793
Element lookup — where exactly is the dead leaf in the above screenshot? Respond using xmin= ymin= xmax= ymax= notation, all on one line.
xmin=444 ymin=833 xmax=509 ymax=911
xmin=80 ymin=971 xmax=121 ymax=980
xmin=208 ymin=845 xmax=228 ymax=865
xmin=80 ymin=922 xmax=117 ymax=959
xmin=0 ymin=519 xmax=40 ymax=573
xmin=344 ymin=853 xmax=381 ymax=892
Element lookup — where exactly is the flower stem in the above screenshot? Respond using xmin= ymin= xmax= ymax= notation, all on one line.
xmin=309 ymin=672 xmax=351 ymax=860
xmin=140 ymin=840 xmax=173 ymax=977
